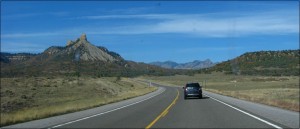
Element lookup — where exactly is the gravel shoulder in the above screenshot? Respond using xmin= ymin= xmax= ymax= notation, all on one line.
xmin=204 ymin=90 xmax=299 ymax=128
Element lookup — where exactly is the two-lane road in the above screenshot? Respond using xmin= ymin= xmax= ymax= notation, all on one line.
xmin=51 ymin=84 xmax=177 ymax=128
xmin=152 ymin=87 xmax=279 ymax=128
xmin=50 ymin=84 xmax=287 ymax=128
xmin=5 ymin=83 xmax=298 ymax=128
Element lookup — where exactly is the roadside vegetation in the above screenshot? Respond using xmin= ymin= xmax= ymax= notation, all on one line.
xmin=141 ymin=72 xmax=299 ymax=112
xmin=204 ymin=50 xmax=299 ymax=76
xmin=0 ymin=76 xmax=156 ymax=126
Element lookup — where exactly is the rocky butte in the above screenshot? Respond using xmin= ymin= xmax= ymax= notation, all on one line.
xmin=45 ymin=33 xmax=117 ymax=62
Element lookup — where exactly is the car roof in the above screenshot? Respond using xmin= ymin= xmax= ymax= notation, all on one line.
xmin=185 ymin=82 xmax=200 ymax=86
xmin=186 ymin=82 xmax=199 ymax=85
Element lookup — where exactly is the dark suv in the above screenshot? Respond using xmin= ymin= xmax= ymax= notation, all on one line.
xmin=183 ymin=82 xmax=202 ymax=99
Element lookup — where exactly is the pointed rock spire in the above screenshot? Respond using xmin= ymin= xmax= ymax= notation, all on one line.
xmin=80 ymin=33 xmax=87 ymax=41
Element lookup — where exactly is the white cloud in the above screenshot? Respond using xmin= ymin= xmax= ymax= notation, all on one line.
xmin=1 ymin=42 xmax=47 ymax=53
xmin=1 ymin=32 xmax=61 ymax=38
xmin=76 ymin=14 xmax=206 ymax=20
xmin=2 ymin=10 xmax=298 ymax=38
xmin=77 ymin=14 xmax=171 ymax=20
xmin=3 ymin=11 xmax=70 ymax=19
xmin=72 ymin=9 xmax=299 ymax=37
xmin=102 ymin=6 xmax=157 ymax=15
xmin=178 ymin=46 xmax=243 ymax=53
xmin=147 ymin=15 xmax=298 ymax=37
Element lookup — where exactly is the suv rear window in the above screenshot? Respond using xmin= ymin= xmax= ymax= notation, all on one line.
xmin=186 ymin=83 xmax=200 ymax=88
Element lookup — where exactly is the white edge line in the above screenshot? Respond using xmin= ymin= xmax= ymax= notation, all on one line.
xmin=204 ymin=93 xmax=282 ymax=129
xmin=49 ymin=87 xmax=165 ymax=129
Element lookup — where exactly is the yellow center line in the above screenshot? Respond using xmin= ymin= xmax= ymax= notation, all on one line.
xmin=145 ymin=89 xmax=179 ymax=129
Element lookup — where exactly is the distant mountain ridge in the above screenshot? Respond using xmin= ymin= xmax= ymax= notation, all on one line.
xmin=149 ymin=59 xmax=216 ymax=69
xmin=1 ymin=34 xmax=193 ymax=77
xmin=0 ymin=53 xmax=37 ymax=63
xmin=1 ymin=34 xmax=298 ymax=77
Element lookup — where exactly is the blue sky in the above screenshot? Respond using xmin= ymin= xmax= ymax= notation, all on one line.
xmin=1 ymin=1 xmax=299 ymax=63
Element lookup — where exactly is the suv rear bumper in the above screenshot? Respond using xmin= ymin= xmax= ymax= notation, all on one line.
xmin=186 ymin=93 xmax=201 ymax=97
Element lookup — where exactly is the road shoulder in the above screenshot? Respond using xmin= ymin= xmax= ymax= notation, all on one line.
xmin=3 ymin=87 xmax=165 ymax=128
xmin=204 ymin=90 xmax=299 ymax=128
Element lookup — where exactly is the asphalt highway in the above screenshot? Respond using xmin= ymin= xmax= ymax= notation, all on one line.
xmin=5 ymin=83 xmax=298 ymax=128
xmin=50 ymin=84 xmax=288 ymax=128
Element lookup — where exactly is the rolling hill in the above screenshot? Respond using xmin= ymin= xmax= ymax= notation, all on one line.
xmin=205 ymin=50 xmax=299 ymax=76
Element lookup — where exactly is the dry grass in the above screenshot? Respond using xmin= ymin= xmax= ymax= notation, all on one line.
xmin=140 ymin=72 xmax=299 ymax=112
xmin=206 ymin=88 xmax=299 ymax=111
xmin=0 ymin=77 xmax=156 ymax=126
